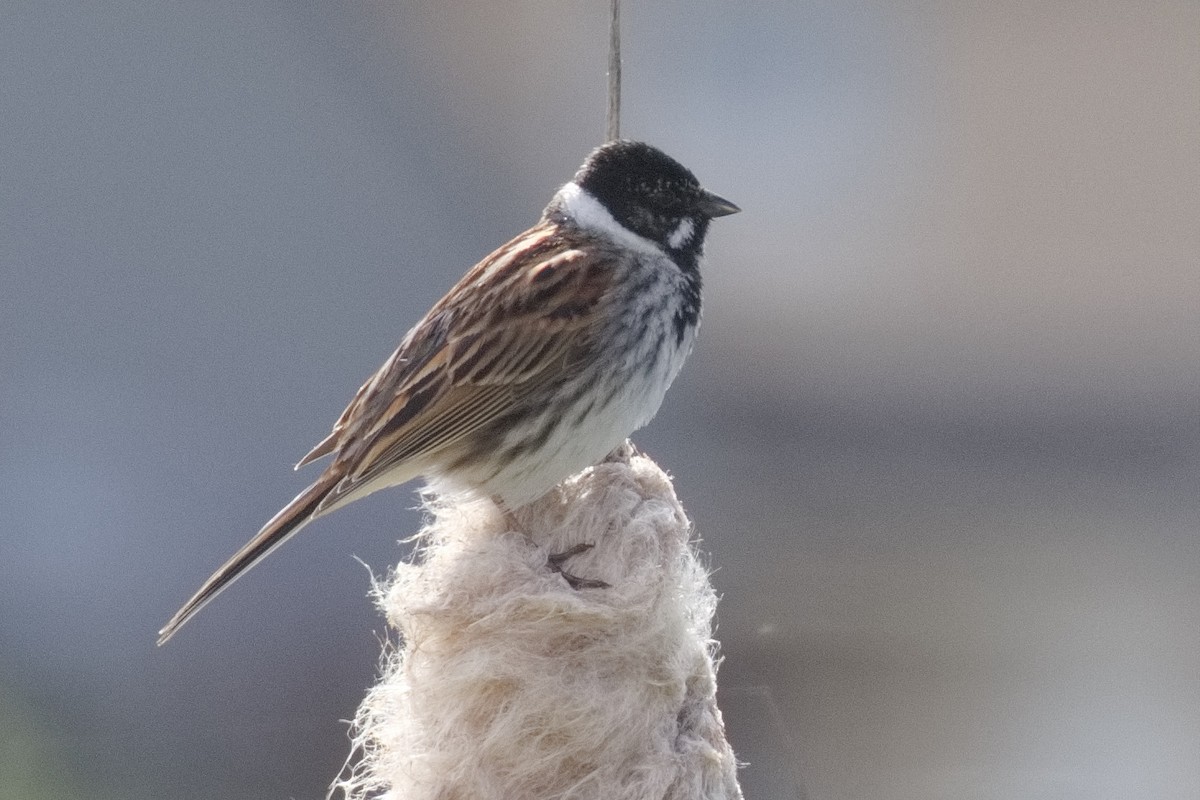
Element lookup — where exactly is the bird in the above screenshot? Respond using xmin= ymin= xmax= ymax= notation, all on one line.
xmin=157 ymin=140 xmax=738 ymax=645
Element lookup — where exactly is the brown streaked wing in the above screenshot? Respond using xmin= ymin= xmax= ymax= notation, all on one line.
xmin=293 ymin=302 xmax=457 ymax=470
xmin=314 ymin=227 xmax=618 ymax=504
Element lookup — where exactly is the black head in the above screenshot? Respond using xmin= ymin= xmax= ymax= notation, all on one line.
xmin=568 ymin=140 xmax=738 ymax=266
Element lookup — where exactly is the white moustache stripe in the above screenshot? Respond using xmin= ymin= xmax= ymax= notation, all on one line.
xmin=554 ymin=182 xmax=664 ymax=258
xmin=667 ymin=218 xmax=694 ymax=250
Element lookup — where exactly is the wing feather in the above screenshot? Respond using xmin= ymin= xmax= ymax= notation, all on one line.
xmin=304 ymin=223 xmax=618 ymax=503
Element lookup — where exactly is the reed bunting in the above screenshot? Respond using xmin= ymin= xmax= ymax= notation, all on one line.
xmin=158 ymin=140 xmax=738 ymax=644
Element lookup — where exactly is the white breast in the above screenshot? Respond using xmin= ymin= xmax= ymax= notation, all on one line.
xmin=430 ymin=183 xmax=700 ymax=507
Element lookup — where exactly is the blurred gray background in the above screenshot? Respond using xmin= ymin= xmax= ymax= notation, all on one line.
xmin=2 ymin=2 xmax=1197 ymax=799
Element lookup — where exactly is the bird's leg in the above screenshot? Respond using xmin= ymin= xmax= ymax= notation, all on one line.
xmin=492 ymin=495 xmax=523 ymax=533
xmin=603 ymin=439 xmax=639 ymax=464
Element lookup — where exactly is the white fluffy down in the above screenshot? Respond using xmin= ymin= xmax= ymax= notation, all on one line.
xmin=332 ymin=445 xmax=743 ymax=800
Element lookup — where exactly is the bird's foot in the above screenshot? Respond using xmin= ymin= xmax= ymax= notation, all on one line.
xmin=547 ymin=543 xmax=609 ymax=590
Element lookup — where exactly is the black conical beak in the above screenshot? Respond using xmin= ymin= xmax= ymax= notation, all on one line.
xmin=698 ymin=190 xmax=741 ymax=218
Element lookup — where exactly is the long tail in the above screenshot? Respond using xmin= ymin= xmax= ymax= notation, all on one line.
xmin=157 ymin=471 xmax=340 ymax=645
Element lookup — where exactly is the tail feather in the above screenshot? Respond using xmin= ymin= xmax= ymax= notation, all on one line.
xmin=157 ymin=472 xmax=340 ymax=646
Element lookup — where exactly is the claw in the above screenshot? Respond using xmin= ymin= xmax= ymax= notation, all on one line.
xmin=547 ymin=543 xmax=609 ymax=589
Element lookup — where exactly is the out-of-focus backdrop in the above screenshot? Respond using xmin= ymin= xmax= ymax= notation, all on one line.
xmin=2 ymin=2 xmax=1197 ymax=798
